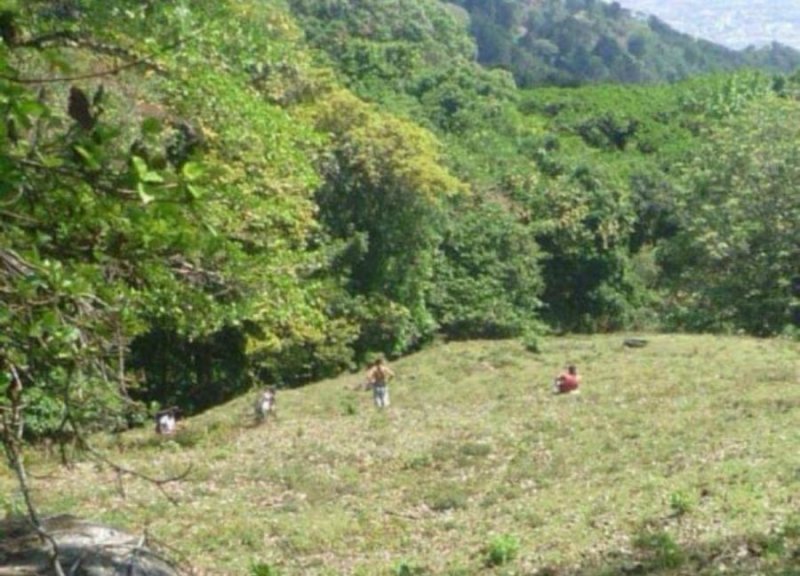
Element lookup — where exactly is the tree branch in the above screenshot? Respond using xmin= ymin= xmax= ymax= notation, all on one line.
xmin=69 ymin=415 xmax=192 ymax=506
xmin=2 ymin=27 xmax=198 ymax=84
xmin=1 ymin=365 xmax=67 ymax=576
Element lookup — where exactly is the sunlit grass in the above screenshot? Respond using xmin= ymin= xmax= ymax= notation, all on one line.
xmin=1 ymin=334 xmax=798 ymax=575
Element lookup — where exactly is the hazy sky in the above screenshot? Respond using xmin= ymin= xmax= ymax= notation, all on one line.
xmin=612 ymin=0 xmax=800 ymax=50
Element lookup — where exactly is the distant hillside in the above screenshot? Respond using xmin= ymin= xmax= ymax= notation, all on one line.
xmin=615 ymin=0 xmax=800 ymax=50
xmin=447 ymin=0 xmax=800 ymax=85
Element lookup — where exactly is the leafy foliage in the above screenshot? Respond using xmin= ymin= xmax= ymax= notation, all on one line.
xmin=429 ymin=196 xmax=543 ymax=339
xmin=484 ymin=533 xmax=520 ymax=567
xmin=662 ymin=95 xmax=800 ymax=335
xmin=0 ymin=0 xmax=334 ymax=429
xmin=310 ymin=89 xmax=463 ymax=355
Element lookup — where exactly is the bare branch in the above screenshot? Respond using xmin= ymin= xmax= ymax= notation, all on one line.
xmin=1 ymin=53 xmax=162 ymax=84
xmin=1 ymin=365 xmax=67 ymax=576
xmin=1 ymin=26 xmax=203 ymax=84
xmin=140 ymin=533 xmax=201 ymax=576
xmin=20 ymin=31 xmax=165 ymax=75
xmin=0 ymin=248 xmax=38 ymax=277
xmin=69 ymin=416 xmax=192 ymax=506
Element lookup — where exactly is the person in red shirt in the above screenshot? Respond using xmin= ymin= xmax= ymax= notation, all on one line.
xmin=553 ymin=365 xmax=581 ymax=394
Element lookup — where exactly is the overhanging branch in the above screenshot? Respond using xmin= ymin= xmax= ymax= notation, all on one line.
xmin=1 ymin=27 xmax=199 ymax=84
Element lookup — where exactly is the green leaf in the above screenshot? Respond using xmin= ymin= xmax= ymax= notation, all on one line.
xmin=132 ymin=155 xmax=163 ymax=183
xmin=74 ymin=145 xmax=101 ymax=170
xmin=16 ymin=100 xmax=47 ymax=118
xmin=39 ymin=155 xmax=64 ymax=169
xmin=141 ymin=116 xmax=162 ymax=136
xmin=137 ymin=182 xmax=154 ymax=205
xmin=131 ymin=156 xmax=148 ymax=180
xmin=142 ymin=171 xmax=164 ymax=184
xmin=181 ymin=161 xmax=204 ymax=182
xmin=186 ymin=184 xmax=202 ymax=199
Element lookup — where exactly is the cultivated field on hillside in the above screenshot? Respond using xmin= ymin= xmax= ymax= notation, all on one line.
xmin=1 ymin=335 xmax=798 ymax=575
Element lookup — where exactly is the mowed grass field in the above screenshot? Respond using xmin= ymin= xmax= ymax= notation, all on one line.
xmin=1 ymin=334 xmax=798 ymax=575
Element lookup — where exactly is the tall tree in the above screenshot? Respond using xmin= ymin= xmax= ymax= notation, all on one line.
xmin=663 ymin=96 xmax=800 ymax=335
xmin=310 ymin=90 xmax=463 ymax=355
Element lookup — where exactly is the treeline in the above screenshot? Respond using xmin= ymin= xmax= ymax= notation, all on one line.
xmin=0 ymin=0 xmax=798 ymax=438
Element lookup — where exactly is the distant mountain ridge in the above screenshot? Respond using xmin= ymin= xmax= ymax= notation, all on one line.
xmin=446 ymin=0 xmax=800 ymax=86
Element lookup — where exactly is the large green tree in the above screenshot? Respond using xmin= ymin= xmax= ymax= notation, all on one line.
xmin=662 ymin=95 xmax=800 ymax=335
xmin=429 ymin=196 xmax=543 ymax=339
xmin=310 ymin=90 xmax=463 ymax=356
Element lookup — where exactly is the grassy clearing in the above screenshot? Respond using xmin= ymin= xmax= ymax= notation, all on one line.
xmin=1 ymin=334 xmax=799 ymax=575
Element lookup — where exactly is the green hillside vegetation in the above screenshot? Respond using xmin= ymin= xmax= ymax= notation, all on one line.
xmin=287 ymin=0 xmax=798 ymax=334
xmin=2 ymin=335 xmax=799 ymax=574
xmin=450 ymin=0 xmax=800 ymax=86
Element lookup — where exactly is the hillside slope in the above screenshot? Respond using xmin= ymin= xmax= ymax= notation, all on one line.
xmin=446 ymin=0 xmax=800 ymax=85
xmin=616 ymin=0 xmax=800 ymax=50
xmin=2 ymin=335 xmax=798 ymax=574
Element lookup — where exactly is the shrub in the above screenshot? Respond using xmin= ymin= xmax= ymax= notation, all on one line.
xmin=404 ymin=454 xmax=433 ymax=470
xmin=669 ymin=490 xmax=692 ymax=516
xmin=484 ymin=533 xmax=520 ymax=567
xmin=634 ymin=530 xmax=685 ymax=569
xmin=521 ymin=329 xmax=542 ymax=353
xmin=250 ymin=562 xmax=281 ymax=576
xmin=341 ymin=397 xmax=358 ymax=416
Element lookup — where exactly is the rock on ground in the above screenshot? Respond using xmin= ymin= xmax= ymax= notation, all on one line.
xmin=0 ymin=515 xmax=180 ymax=576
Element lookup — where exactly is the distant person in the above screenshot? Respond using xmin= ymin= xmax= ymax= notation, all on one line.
xmin=365 ymin=356 xmax=394 ymax=408
xmin=254 ymin=387 xmax=277 ymax=423
xmin=553 ymin=365 xmax=581 ymax=395
xmin=155 ymin=407 xmax=178 ymax=435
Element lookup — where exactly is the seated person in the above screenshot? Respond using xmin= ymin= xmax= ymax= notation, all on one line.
xmin=554 ymin=364 xmax=581 ymax=394
xmin=155 ymin=407 xmax=178 ymax=434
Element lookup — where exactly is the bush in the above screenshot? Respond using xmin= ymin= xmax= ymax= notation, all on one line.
xmin=521 ymin=321 xmax=549 ymax=353
xmin=341 ymin=397 xmax=358 ymax=416
xmin=484 ymin=533 xmax=520 ymax=567
xmin=633 ymin=530 xmax=685 ymax=569
xmin=250 ymin=562 xmax=281 ymax=576
xmin=669 ymin=490 xmax=692 ymax=516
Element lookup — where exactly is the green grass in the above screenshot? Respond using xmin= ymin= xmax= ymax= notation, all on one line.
xmin=2 ymin=334 xmax=799 ymax=575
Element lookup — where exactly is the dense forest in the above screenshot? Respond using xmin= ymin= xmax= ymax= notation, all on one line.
xmin=448 ymin=0 xmax=800 ymax=86
xmin=0 ymin=0 xmax=798 ymax=442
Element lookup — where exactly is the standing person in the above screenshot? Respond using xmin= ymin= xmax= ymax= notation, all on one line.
xmin=553 ymin=364 xmax=581 ymax=395
xmin=366 ymin=356 xmax=394 ymax=408
xmin=254 ymin=386 xmax=277 ymax=423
